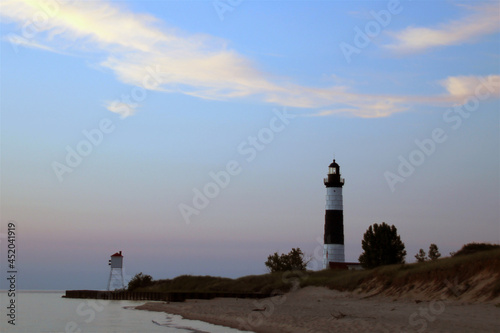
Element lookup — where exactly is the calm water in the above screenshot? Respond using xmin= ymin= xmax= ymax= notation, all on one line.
xmin=0 ymin=291 xmax=253 ymax=333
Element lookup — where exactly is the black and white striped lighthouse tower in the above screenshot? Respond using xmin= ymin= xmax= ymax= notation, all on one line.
xmin=323 ymin=159 xmax=345 ymax=269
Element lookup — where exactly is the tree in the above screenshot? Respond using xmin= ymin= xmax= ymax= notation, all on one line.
xmin=415 ymin=249 xmax=428 ymax=262
xmin=428 ymin=243 xmax=441 ymax=261
xmin=128 ymin=272 xmax=153 ymax=291
xmin=265 ymin=248 xmax=309 ymax=272
xmin=358 ymin=222 xmax=406 ymax=269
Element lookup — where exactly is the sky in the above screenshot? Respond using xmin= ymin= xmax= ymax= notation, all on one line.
xmin=0 ymin=0 xmax=499 ymax=290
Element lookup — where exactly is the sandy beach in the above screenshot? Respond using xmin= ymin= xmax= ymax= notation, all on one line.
xmin=136 ymin=286 xmax=500 ymax=333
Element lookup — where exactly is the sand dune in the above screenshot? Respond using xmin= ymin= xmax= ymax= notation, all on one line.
xmin=355 ymin=270 xmax=500 ymax=304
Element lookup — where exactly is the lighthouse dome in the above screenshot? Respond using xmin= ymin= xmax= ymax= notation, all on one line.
xmin=329 ymin=160 xmax=339 ymax=168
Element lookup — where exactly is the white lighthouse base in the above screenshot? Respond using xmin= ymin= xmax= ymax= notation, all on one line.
xmin=107 ymin=268 xmax=125 ymax=290
xmin=323 ymin=244 xmax=345 ymax=269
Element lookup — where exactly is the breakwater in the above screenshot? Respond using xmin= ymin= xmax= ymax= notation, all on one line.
xmin=64 ymin=290 xmax=269 ymax=302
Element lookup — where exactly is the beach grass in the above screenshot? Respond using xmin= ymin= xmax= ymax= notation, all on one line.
xmin=136 ymin=248 xmax=500 ymax=299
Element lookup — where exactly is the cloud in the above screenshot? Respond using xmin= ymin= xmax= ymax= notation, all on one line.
xmin=105 ymin=100 xmax=139 ymax=118
xmin=310 ymin=103 xmax=409 ymax=119
xmin=1 ymin=0 xmax=498 ymax=119
xmin=308 ymin=75 xmax=500 ymax=117
xmin=440 ymin=75 xmax=500 ymax=104
xmin=385 ymin=4 xmax=500 ymax=54
xmin=5 ymin=35 xmax=58 ymax=53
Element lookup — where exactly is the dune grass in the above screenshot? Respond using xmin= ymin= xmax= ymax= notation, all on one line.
xmin=137 ymin=248 xmax=500 ymax=298
xmin=138 ymin=272 xmax=295 ymax=294
xmin=305 ymin=248 xmax=500 ymax=296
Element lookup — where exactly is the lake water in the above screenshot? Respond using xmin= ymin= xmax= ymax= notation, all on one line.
xmin=0 ymin=291 xmax=253 ymax=333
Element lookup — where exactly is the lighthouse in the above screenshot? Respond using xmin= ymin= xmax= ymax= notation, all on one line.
xmin=107 ymin=251 xmax=125 ymax=290
xmin=323 ymin=159 xmax=345 ymax=269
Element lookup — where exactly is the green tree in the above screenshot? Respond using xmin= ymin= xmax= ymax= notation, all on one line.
xmin=415 ymin=248 xmax=428 ymax=262
xmin=358 ymin=222 xmax=406 ymax=269
xmin=428 ymin=243 xmax=441 ymax=260
xmin=265 ymin=248 xmax=309 ymax=272
xmin=128 ymin=272 xmax=153 ymax=291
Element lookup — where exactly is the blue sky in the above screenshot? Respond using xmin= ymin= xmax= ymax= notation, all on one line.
xmin=0 ymin=0 xmax=499 ymax=290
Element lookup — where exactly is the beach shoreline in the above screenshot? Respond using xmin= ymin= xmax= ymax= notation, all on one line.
xmin=135 ymin=286 xmax=500 ymax=333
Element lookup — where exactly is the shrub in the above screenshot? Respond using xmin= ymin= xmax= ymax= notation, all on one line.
xmin=415 ymin=249 xmax=428 ymax=262
xmin=265 ymin=248 xmax=309 ymax=272
xmin=128 ymin=272 xmax=153 ymax=291
xmin=453 ymin=243 xmax=500 ymax=257
xmin=428 ymin=243 xmax=441 ymax=260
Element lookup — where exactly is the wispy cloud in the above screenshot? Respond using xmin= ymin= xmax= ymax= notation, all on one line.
xmin=385 ymin=3 xmax=500 ymax=54
xmin=310 ymin=102 xmax=408 ymax=119
xmin=105 ymin=100 xmax=139 ymax=118
xmin=309 ymin=75 xmax=500 ymax=118
xmin=7 ymin=36 xmax=58 ymax=53
xmin=1 ymin=0 xmax=498 ymax=119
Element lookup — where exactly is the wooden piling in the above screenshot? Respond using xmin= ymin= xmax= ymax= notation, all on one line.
xmin=63 ymin=290 xmax=268 ymax=302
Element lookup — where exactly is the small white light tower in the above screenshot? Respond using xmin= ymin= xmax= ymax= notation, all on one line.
xmin=107 ymin=251 xmax=125 ymax=290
